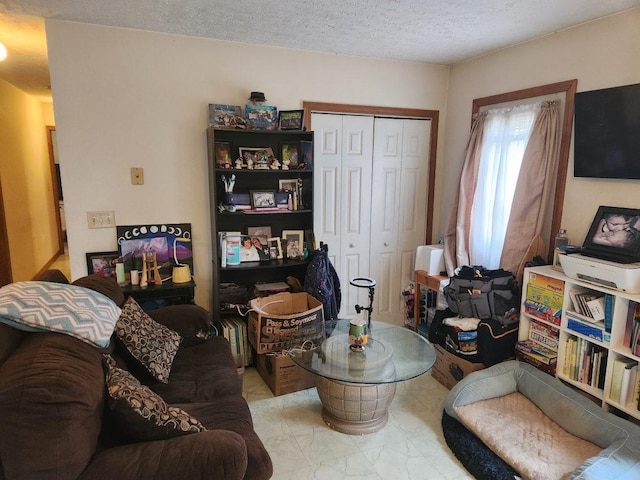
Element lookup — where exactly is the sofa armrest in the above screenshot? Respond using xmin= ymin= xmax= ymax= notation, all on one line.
xmin=147 ymin=304 xmax=215 ymax=347
xmin=78 ymin=430 xmax=248 ymax=480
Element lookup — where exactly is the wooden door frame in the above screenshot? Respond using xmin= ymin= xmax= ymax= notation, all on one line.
xmin=471 ymin=79 xmax=577 ymax=260
xmin=0 ymin=179 xmax=12 ymax=286
xmin=303 ymin=101 xmax=439 ymax=244
xmin=46 ymin=126 xmax=64 ymax=255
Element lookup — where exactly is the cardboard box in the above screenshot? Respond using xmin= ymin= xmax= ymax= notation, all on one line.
xmin=248 ymin=293 xmax=324 ymax=354
xmin=255 ymin=352 xmax=315 ymax=396
xmin=431 ymin=344 xmax=484 ymax=390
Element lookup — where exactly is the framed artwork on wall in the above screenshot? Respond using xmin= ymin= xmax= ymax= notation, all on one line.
xmin=85 ymin=251 xmax=119 ymax=277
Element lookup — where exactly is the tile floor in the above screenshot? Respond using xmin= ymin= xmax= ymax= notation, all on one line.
xmin=242 ymin=368 xmax=474 ymax=480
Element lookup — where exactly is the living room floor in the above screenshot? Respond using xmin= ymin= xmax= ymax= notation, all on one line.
xmin=242 ymin=368 xmax=474 ymax=480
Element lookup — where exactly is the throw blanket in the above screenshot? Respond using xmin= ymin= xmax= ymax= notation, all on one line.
xmin=0 ymin=281 xmax=121 ymax=348
xmin=455 ymin=391 xmax=601 ymax=480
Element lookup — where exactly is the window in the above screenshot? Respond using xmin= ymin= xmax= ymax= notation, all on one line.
xmin=469 ymin=104 xmax=537 ymax=268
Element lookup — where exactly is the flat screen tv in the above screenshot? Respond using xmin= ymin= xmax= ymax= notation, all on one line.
xmin=581 ymin=206 xmax=640 ymax=264
xmin=574 ymin=83 xmax=640 ymax=179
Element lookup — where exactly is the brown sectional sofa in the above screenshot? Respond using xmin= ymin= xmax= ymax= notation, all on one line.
xmin=0 ymin=270 xmax=272 ymax=480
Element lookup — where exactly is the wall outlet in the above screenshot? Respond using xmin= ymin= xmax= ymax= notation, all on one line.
xmin=87 ymin=210 xmax=115 ymax=229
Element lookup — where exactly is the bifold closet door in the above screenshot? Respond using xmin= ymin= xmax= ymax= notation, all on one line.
xmin=312 ymin=113 xmax=374 ymax=317
xmin=370 ymin=118 xmax=430 ymax=324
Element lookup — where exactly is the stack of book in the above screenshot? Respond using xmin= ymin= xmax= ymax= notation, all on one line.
xmin=563 ymin=336 xmax=607 ymax=389
xmin=219 ymin=316 xmax=251 ymax=368
xmin=609 ymin=356 xmax=639 ymax=408
xmin=568 ymin=287 xmax=607 ymax=322
xmin=516 ymin=320 xmax=559 ymax=374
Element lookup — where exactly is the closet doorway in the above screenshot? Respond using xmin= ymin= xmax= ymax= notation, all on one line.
xmin=305 ymin=102 xmax=438 ymax=324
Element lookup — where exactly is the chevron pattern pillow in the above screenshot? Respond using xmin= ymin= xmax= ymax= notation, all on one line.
xmin=0 ymin=281 xmax=120 ymax=348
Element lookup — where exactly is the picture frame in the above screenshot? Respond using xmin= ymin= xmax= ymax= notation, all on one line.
xmin=208 ymin=104 xmax=243 ymax=128
xmin=247 ymin=226 xmax=272 ymax=238
xmin=281 ymin=230 xmax=304 ymax=260
xmin=278 ymin=179 xmax=298 ymax=192
xmin=86 ymin=251 xmax=119 ymax=277
xmin=240 ymin=235 xmax=270 ymax=262
xmin=280 ymin=142 xmax=300 ymax=168
xmin=214 ymin=141 xmax=232 ymax=168
xmin=278 ymin=110 xmax=304 ymax=131
xmin=267 ymin=237 xmax=283 ymax=260
xmin=300 ymin=140 xmax=313 ymax=170
xmin=116 ymin=223 xmax=193 ymax=279
xmin=239 ymin=147 xmax=275 ymax=170
xmin=581 ymin=205 xmax=640 ymax=263
xmin=244 ymin=104 xmax=278 ymax=130
xmin=250 ymin=190 xmax=277 ymax=209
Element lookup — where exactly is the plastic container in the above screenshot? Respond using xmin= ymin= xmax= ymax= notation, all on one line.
xmin=554 ymin=229 xmax=568 ymax=249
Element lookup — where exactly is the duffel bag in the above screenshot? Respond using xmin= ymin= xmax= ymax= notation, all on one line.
xmin=477 ymin=317 xmax=519 ymax=366
xmin=443 ymin=265 xmax=520 ymax=323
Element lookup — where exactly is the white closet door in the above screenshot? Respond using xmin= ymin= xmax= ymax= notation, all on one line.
xmin=312 ymin=113 xmax=374 ymax=317
xmin=370 ymin=118 xmax=431 ymax=324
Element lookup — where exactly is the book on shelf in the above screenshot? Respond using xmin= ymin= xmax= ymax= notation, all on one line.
xmin=620 ymin=362 xmax=638 ymax=407
xmin=563 ymin=336 xmax=607 ymax=388
xmin=627 ymin=301 xmax=640 ymax=356
xmin=604 ymin=294 xmax=614 ymax=333
xmin=610 ymin=357 xmax=637 ymax=404
xmin=568 ymin=287 xmax=604 ymax=321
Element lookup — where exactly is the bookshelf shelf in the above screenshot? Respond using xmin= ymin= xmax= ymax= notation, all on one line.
xmin=519 ymin=265 xmax=640 ymax=422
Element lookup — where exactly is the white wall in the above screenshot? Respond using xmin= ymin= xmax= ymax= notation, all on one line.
xmin=441 ymin=8 xmax=640 ymax=249
xmin=45 ymin=20 xmax=450 ymax=308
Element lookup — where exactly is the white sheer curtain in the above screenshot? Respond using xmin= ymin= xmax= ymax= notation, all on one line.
xmin=469 ymin=104 xmax=538 ymax=268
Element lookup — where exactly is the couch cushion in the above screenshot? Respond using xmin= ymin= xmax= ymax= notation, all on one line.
xmin=0 ymin=333 xmax=105 ymax=480
xmin=0 ymin=281 xmax=120 ymax=348
xmin=104 ymin=356 xmax=206 ymax=441
xmin=115 ymin=297 xmax=182 ymax=383
xmin=73 ymin=274 xmax=125 ymax=307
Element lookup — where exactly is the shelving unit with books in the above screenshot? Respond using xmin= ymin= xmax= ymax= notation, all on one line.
xmin=519 ymin=265 xmax=640 ymax=422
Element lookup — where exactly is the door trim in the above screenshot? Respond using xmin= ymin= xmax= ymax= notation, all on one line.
xmin=46 ymin=126 xmax=64 ymax=255
xmin=303 ymin=101 xmax=439 ymax=244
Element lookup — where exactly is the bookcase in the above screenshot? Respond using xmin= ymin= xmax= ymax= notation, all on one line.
xmin=206 ymin=126 xmax=314 ymax=317
xmin=519 ymin=265 xmax=640 ymax=421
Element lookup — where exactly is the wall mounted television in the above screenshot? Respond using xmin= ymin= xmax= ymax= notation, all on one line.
xmin=574 ymin=82 xmax=640 ymax=179
xmin=581 ymin=205 xmax=640 ymax=264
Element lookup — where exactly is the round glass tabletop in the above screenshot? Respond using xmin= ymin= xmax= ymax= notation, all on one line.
xmin=288 ymin=319 xmax=436 ymax=384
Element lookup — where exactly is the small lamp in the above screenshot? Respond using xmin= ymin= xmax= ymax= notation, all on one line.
xmin=172 ymin=237 xmax=192 ymax=284
xmin=349 ymin=277 xmax=376 ymax=332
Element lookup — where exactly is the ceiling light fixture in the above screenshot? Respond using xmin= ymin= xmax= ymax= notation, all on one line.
xmin=0 ymin=42 xmax=7 ymax=61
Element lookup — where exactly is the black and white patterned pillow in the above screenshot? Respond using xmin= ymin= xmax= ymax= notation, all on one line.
xmin=104 ymin=355 xmax=206 ymax=440
xmin=115 ymin=297 xmax=182 ymax=383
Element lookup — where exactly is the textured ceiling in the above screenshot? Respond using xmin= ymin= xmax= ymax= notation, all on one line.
xmin=1 ymin=0 xmax=639 ymax=102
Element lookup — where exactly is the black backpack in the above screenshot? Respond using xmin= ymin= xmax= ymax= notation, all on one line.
xmin=304 ymin=244 xmax=341 ymax=334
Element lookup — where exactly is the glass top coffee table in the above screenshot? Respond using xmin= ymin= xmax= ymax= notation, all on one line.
xmin=289 ymin=319 xmax=436 ymax=434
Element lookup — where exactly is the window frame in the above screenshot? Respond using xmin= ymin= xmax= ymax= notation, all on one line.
xmin=471 ymin=79 xmax=578 ymax=261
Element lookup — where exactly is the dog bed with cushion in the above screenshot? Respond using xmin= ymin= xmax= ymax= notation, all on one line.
xmin=443 ymin=360 xmax=640 ymax=480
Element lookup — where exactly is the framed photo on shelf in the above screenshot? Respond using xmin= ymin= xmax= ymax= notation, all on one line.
xmin=86 ymin=251 xmax=119 ymax=277
xmin=239 ymin=147 xmax=275 ymax=169
xmin=208 ymin=104 xmax=242 ymax=127
xmin=267 ymin=237 xmax=283 ymax=259
xmin=280 ymin=142 xmax=300 ymax=168
xmin=250 ymin=190 xmax=277 ymax=209
xmin=214 ymin=141 xmax=232 ymax=168
xmin=300 ymin=140 xmax=313 ymax=170
xmin=281 ymin=230 xmax=304 ymax=259
xmin=278 ymin=179 xmax=298 ymax=192
xmin=244 ymin=104 xmax=278 ymax=130
xmin=278 ymin=110 xmax=304 ymax=130
xmin=247 ymin=226 xmax=272 ymax=238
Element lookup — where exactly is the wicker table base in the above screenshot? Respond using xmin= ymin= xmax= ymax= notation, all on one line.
xmin=315 ymin=375 xmax=397 ymax=435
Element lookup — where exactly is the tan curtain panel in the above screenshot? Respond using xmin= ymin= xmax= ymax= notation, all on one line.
xmin=500 ymin=100 xmax=561 ymax=281
xmin=444 ymin=112 xmax=487 ymax=276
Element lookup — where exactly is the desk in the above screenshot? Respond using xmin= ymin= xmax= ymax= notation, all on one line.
xmin=121 ymin=280 xmax=196 ymax=307
xmin=413 ymin=270 xmax=448 ymax=332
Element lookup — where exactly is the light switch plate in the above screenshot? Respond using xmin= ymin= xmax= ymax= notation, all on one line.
xmin=87 ymin=210 xmax=115 ymax=229
xmin=131 ymin=167 xmax=144 ymax=185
